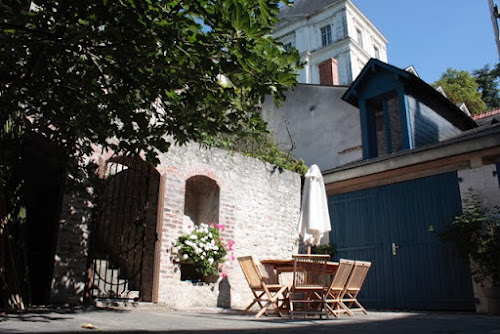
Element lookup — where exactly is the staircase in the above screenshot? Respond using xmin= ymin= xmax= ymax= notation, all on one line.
xmin=92 ymin=259 xmax=140 ymax=300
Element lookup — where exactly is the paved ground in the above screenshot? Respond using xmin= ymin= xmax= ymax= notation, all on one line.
xmin=1 ymin=306 xmax=500 ymax=334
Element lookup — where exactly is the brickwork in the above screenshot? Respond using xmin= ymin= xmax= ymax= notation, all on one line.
xmin=318 ymin=58 xmax=339 ymax=86
xmin=155 ymin=143 xmax=301 ymax=309
xmin=51 ymin=194 xmax=93 ymax=304
xmin=53 ymin=142 xmax=301 ymax=309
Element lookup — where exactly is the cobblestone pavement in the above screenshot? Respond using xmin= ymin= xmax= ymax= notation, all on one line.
xmin=1 ymin=306 xmax=500 ymax=334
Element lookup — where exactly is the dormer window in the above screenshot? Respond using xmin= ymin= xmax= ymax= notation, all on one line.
xmin=279 ymin=32 xmax=296 ymax=52
xmin=321 ymin=25 xmax=332 ymax=47
xmin=356 ymin=28 xmax=363 ymax=48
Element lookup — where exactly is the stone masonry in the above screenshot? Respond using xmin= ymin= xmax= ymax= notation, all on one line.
xmin=155 ymin=143 xmax=301 ymax=309
xmin=51 ymin=193 xmax=93 ymax=305
xmin=52 ymin=142 xmax=301 ymax=309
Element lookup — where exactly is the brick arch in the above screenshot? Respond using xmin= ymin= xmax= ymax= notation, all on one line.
xmin=90 ymin=154 xmax=161 ymax=302
xmin=100 ymin=154 xmax=161 ymax=179
xmin=178 ymin=170 xmax=235 ymax=252
xmin=157 ymin=164 xmax=236 ymax=286
xmin=181 ymin=166 xmax=226 ymax=190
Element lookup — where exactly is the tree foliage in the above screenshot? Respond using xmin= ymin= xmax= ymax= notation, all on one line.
xmin=0 ymin=0 xmax=300 ymax=308
xmin=473 ymin=64 xmax=500 ymax=109
xmin=433 ymin=68 xmax=487 ymax=115
xmin=1 ymin=0 xmax=300 ymax=171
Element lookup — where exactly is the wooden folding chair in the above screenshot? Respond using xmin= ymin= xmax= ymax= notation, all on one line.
xmin=237 ymin=256 xmax=289 ymax=318
xmin=324 ymin=258 xmax=356 ymax=317
xmin=289 ymin=254 xmax=329 ymax=319
xmin=341 ymin=260 xmax=371 ymax=315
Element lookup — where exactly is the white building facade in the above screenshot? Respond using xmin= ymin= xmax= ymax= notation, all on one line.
xmin=274 ymin=0 xmax=388 ymax=85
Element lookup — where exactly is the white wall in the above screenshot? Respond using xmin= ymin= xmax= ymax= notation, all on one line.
xmin=155 ymin=143 xmax=301 ymax=310
xmin=273 ymin=0 xmax=387 ymax=85
xmin=458 ymin=164 xmax=500 ymax=210
xmin=262 ymin=84 xmax=362 ymax=171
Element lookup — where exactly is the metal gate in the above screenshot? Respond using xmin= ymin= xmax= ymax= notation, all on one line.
xmin=328 ymin=172 xmax=475 ymax=311
xmin=88 ymin=156 xmax=159 ymax=301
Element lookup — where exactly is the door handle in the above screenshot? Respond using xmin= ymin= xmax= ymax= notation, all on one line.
xmin=391 ymin=242 xmax=399 ymax=256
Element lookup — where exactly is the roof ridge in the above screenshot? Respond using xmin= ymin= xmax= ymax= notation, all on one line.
xmin=472 ymin=108 xmax=500 ymax=120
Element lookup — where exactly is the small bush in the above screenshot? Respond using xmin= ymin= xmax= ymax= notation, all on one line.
xmin=440 ymin=193 xmax=500 ymax=287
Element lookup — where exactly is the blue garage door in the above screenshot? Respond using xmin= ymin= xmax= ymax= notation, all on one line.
xmin=328 ymin=172 xmax=475 ymax=311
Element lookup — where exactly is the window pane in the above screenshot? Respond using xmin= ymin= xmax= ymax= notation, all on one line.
xmin=321 ymin=25 xmax=332 ymax=47
xmin=356 ymin=29 xmax=363 ymax=48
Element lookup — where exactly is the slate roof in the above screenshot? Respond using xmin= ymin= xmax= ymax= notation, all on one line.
xmin=278 ymin=0 xmax=338 ymax=18
xmin=277 ymin=0 xmax=340 ymax=28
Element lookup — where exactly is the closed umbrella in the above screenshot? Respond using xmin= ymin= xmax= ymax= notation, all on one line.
xmin=297 ymin=164 xmax=331 ymax=253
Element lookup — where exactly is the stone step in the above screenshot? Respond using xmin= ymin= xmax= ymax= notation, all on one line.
xmin=92 ymin=258 xmax=139 ymax=300
xmin=93 ymin=298 xmax=139 ymax=309
xmin=92 ymin=288 xmax=140 ymax=299
xmin=119 ymin=290 xmax=140 ymax=299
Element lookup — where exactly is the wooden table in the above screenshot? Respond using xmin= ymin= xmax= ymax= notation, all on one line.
xmin=260 ymin=259 xmax=339 ymax=285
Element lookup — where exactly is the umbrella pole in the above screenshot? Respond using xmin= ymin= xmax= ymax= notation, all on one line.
xmin=307 ymin=245 xmax=311 ymax=254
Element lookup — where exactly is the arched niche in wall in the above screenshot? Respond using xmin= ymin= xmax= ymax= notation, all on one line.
xmin=183 ymin=175 xmax=220 ymax=227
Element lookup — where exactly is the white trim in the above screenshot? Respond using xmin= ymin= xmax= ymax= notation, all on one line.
xmin=345 ymin=0 xmax=388 ymax=44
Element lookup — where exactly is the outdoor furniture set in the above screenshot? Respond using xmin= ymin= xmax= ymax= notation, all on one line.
xmin=238 ymin=254 xmax=371 ymax=319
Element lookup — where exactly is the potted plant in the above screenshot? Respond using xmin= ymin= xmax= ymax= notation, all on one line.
xmin=175 ymin=223 xmax=230 ymax=282
xmin=440 ymin=193 xmax=500 ymax=314
xmin=310 ymin=242 xmax=336 ymax=260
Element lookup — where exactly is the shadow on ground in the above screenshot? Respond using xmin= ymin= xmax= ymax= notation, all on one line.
xmin=1 ymin=307 xmax=499 ymax=334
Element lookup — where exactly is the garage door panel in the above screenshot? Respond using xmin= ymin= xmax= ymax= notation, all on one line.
xmin=328 ymin=172 xmax=475 ymax=310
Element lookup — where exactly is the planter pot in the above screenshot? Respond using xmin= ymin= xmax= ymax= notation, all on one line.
xmin=473 ymin=283 xmax=500 ymax=315
xmin=201 ymin=275 xmax=220 ymax=283
xmin=180 ymin=263 xmax=202 ymax=281
xmin=470 ymin=259 xmax=500 ymax=314
xmin=179 ymin=263 xmax=219 ymax=283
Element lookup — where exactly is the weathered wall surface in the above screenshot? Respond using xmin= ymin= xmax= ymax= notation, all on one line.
xmin=51 ymin=194 xmax=92 ymax=304
xmin=458 ymin=164 xmax=500 ymax=210
xmin=152 ymin=143 xmax=301 ymax=310
xmin=262 ymin=84 xmax=362 ymax=172
xmin=407 ymin=96 xmax=462 ymax=147
xmin=52 ymin=143 xmax=301 ymax=309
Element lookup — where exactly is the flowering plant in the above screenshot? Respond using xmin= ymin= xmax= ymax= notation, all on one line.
xmin=175 ymin=223 xmax=230 ymax=276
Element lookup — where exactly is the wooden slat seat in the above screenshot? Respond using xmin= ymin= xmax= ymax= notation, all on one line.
xmin=324 ymin=258 xmax=356 ymax=317
xmin=289 ymin=254 xmax=329 ymax=319
xmin=238 ymin=256 xmax=290 ymax=318
xmin=341 ymin=260 xmax=371 ymax=315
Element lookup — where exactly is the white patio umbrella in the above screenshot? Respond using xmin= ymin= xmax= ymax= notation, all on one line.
xmin=297 ymin=164 xmax=332 ymax=254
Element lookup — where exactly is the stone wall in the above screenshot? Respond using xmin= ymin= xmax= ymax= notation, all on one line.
xmin=155 ymin=143 xmax=301 ymax=310
xmin=457 ymin=164 xmax=500 ymax=314
xmin=52 ymin=142 xmax=301 ymax=309
xmin=458 ymin=164 xmax=500 ymax=211
xmin=51 ymin=194 xmax=92 ymax=304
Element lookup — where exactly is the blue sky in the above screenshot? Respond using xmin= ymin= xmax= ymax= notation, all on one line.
xmin=352 ymin=0 xmax=499 ymax=84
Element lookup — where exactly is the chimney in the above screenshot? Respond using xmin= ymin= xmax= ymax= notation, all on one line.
xmin=318 ymin=58 xmax=339 ymax=86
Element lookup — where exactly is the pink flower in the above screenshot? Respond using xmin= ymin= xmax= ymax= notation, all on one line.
xmin=215 ymin=224 xmax=225 ymax=231
xmin=228 ymin=240 xmax=235 ymax=251
xmin=231 ymin=255 xmax=235 ymax=261
xmin=222 ymin=272 xmax=228 ymax=278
